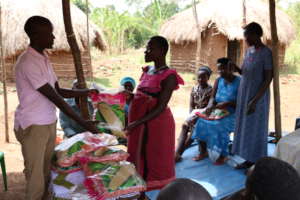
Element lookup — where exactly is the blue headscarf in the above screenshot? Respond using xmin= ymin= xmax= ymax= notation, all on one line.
xmin=120 ymin=77 xmax=136 ymax=89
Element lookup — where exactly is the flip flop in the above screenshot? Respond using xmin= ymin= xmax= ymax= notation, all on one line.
xmin=192 ymin=153 xmax=208 ymax=161
xmin=214 ymin=157 xmax=228 ymax=166
xmin=235 ymin=161 xmax=254 ymax=170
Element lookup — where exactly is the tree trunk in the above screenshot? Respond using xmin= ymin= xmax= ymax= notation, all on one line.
xmin=192 ymin=0 xmax=202 ymax=71
xmin=85 ymin=0 xmax=93 ymax=81
xmin=0 ymin=3 xmax=9 ymax=143
xmin=242 ymin=0 xmax=247 ymax=61
xmin=269 ymin=0 xmax=282 ymax=140
xmin=62 ymin=0 xmax=90 ymax=120
xmin=242 ymin=0 xmax=246 ymax=26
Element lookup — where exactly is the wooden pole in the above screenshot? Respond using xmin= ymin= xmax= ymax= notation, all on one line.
xmin=241 ymin=0 xmax=247 ymax=64
xmin=192 ymin=0 xmax=202 ymax=70
xmin=85 ymin=0 xmax=93 ymax=82
xmin=0 ymin=3 xmax=9 ymax=143
xmin=242 ymin=0 xmax=246 ymax=26
xmin=62 ymin=0 xmax=90 ymax=120
xmin=269 ymin=0 xmax=282 ymax=140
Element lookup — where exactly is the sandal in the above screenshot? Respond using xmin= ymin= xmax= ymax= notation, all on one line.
xmin=214 ymin=157 xmax=228 ymax=166
xmin=269 ymin=131 xmax=276 ymax=137
xmin=192 ymin=153 xmax=208 ymax=161
xmin=268 ymin=138 xmax=279 ymax=144
xmin=235 ymin=161 xmax=254 ymax=169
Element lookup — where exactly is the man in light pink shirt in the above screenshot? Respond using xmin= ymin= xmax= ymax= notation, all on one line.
xmin=14 ymin=16 xmax=98 ymax=200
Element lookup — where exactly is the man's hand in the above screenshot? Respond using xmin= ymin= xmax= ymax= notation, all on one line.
xmin=78 ymin=88 xmax=97 ymax=97
xmin=89 ymin=89 xmax=99 ymax=96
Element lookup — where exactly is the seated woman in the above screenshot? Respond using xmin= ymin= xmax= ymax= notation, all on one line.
xmin=192 ymin=58 xmax=240 ymax=165
xmin=175 ymin=66 xmax=213 ymax=162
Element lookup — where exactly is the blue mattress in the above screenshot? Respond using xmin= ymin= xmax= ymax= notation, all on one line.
xmin=146 ymin=141 xmax=276 ymax=200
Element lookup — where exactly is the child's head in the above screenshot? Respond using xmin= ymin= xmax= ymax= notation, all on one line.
xmin=246 ymin=157 xmax=300 ymax=200
xmin=217 ymin=58 xmax=234 ymax=78
xmin=120 ymin=77 xmax=136 ymax=92
xmin=144 ymin=36 xmax=169 ymax=63
xmin=157 ymin=178 xmax=212 ymax=200
xmin=197 ymin=66 xmax=212 ymax=87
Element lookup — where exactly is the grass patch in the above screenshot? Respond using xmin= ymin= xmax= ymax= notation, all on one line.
xmin=283 ymin=39 xmax=300 ymax=75
xmin=87 ymin=77 xmax=111 ymax=88
xmin=280 ymin=64 xmax=299 ymax=75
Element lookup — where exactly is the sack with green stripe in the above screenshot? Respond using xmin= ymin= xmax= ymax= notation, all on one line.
xmin=90 ymin=89 xmax=126 ymax=138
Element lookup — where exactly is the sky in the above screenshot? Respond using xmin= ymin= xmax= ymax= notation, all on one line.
xmin=89 ymin=0 xmax=300 ymax=12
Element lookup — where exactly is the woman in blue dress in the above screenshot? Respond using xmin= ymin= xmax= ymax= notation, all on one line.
xmin=192 ymin=58 xmax=240 ymax=165
xmin=232 ymin=22 xmax=273 ymax=169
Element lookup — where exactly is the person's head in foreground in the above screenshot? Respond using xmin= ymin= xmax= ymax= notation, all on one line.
xmin=244 ymin=22 xmax=263 ymax=47
xmin=197 ymin=66 xmax=212 ymax=88
xmin=217 ymin=58 xmax=234 ymax=79
xmin=245 ymin=157 xmax=300 ymax=200
xmin=24 ymin=16 xmax=55 ymax=51
xmin=144 ymin=36 xmax=169 ymax=63
xmin=120 ymin=77 xmax=136 ymax=92
xmin=157 ymin=178 xmax=212 ymax=200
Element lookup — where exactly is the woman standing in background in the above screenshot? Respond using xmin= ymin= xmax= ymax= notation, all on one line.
xmin=233 ymin=22 xmax=273 ymax=169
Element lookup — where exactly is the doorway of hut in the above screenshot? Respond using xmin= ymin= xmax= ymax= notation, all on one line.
xmin=227 ymin=39 xmax=241 ymax=65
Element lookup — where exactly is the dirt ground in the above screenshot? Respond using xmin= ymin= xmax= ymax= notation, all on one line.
xmin=1 ymin=49 xmax=300 ymax=199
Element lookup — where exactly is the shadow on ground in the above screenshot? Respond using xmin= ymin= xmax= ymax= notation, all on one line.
xmin=0 ymin=172 xmax=25 ymax=200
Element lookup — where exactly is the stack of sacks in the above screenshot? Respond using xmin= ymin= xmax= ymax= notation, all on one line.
xmin=50 ymin=132 xmax=146 ymax=200
xmin=83 ymin=161 xmax=145 ymax=199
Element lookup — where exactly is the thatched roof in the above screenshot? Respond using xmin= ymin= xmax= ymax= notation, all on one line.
xmin=1 ymin=0 xmax=107 ymax=58
xmin=160 ymin=0 xmax=296 ymax=45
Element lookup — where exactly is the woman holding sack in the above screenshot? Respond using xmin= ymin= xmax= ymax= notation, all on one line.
xmin=125 ymin=36 xmax=184 ymax=191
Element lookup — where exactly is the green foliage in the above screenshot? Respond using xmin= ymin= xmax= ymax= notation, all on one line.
xmin=284 ymin=2 xmax=300 ymax=74
xmin=71 ymin=0 xmax=92 ymax=13
xmin=91 ymin=6 xmax=151 ymax=52
xmin=141 ymin=1 xmax=180 ymax=31
xmin=90 ymin=1 xmax=181 ymax=53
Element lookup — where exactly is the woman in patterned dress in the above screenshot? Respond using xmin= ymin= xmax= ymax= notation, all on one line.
xmin=175 ymin=66 xmax=213 ymax=162
xmin=232 ymin=22 xmax=273 ymax=169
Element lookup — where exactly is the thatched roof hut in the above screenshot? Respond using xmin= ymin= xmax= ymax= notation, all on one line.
xmin=160 ymin=0 xmax=296 ymax=72
xmin=1 ymin=0 xmax=107 ymax=81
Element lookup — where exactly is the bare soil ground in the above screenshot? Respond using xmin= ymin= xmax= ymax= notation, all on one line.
xmin=1 ymin=49 xmax=300 ymax=199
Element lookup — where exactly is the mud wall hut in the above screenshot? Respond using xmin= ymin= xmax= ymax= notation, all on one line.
xmin=1 ymin=0 xmax=107 ymax=81
xmin=160 ymin=0 xmax=295 ymax=72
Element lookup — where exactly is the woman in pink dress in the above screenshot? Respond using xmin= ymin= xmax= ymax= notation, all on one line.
xmin=125 ymin=36 xmax=184 ymax=191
